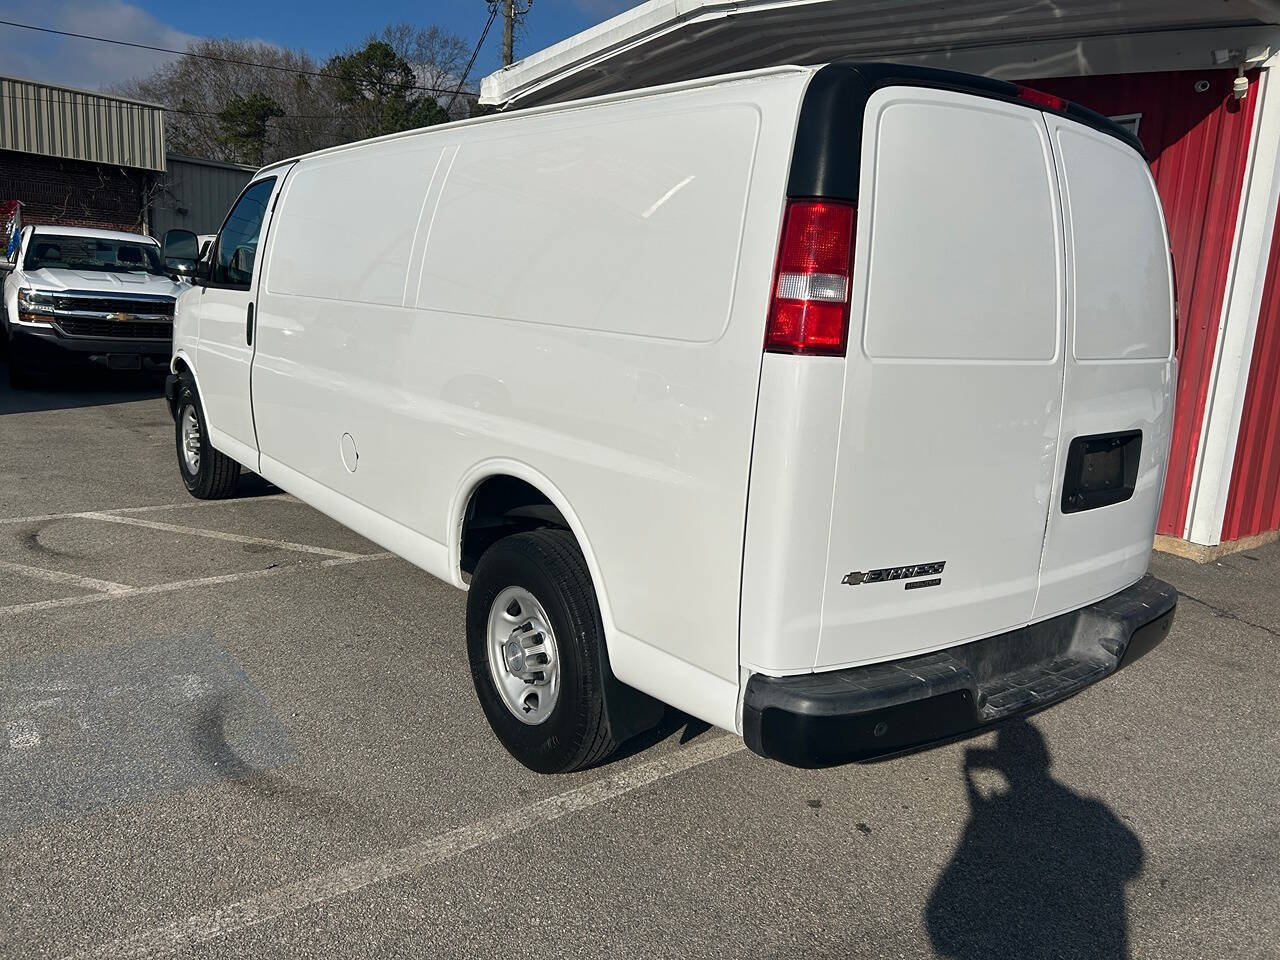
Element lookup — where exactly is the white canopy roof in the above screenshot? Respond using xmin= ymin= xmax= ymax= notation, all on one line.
xmin=481 ymin=0 xmax=1280 ymax=107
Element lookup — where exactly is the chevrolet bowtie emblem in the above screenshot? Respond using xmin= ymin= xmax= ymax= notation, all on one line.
xmin=108 ymin=312 xmax=136 ymax=322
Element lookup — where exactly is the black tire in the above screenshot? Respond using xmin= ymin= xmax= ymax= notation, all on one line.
xmin=5 ymin=322 xmax=35 ymax=389
xmin=467 ymin=529 xmax=617 ymax=773
xmin=7 ymin=358 xmax=34 ymax=390
xmin=174 ymin=373 xmax=241 ymax=499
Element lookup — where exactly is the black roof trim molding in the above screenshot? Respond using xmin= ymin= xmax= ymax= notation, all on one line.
xmin=787 ymin=62 xmax=1146 ymax=203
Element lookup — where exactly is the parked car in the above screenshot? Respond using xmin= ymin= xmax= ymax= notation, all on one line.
xmin=3 ymin=226 xmax=184 ymax=387
xmin=165 ymin=62 xmax=1178 ymax=773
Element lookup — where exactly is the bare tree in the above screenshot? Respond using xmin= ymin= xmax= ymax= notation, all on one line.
xmin=379 ymin=23 xmax=469 ymax=91
xmin=115 ymin=38 xmax=345 ymax=164
xmin=113 ymin=25 xmax=480 ymax=166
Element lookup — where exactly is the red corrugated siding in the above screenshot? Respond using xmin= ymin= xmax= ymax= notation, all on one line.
xmin=1030 ymin=71 xmax=1258 ymax=536
xmin=1222 ymin=203 xmax=1280 ymax=542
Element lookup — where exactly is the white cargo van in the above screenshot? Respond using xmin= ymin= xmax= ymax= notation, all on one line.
xmin=165 ymin=63 xmax=1178 ymax=772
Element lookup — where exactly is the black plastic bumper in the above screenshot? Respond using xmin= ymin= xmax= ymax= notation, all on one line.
xmin=743 ymin=575 xmax=1177 ymax=767
xmin=10 ymin=325 xmax=170 ymax=371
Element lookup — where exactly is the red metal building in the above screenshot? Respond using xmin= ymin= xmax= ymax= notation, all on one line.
xmin=1029 ymin=70 xmax=1265 ymax=549
xmin=483 ymin=1 xmax=1280 ymax=559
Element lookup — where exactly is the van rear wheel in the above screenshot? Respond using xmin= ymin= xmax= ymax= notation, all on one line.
xmin=175 ymin=374 xmax=241 ymax=499
xmin=466 ymin=529 xmax=616 ymax=773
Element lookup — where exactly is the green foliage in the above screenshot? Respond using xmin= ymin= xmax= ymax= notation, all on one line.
xmin=216 ymin=93 xmax=285 ymax=165
xmin=325 ymin=39 xmax=449 ymax=139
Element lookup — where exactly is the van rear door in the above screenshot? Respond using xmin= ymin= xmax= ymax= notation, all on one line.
xmin=814 ymin=86 xmax=1067 ymax=670
xmin=1033 ymin=116 xmax=1175 ymax=618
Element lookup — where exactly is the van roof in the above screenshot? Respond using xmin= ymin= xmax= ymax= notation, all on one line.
xmin=262 ymin=60 xmax=1141 ymax=186
xmin=785 ymin=62 xmax=1146 ymax=185
xmin=260 ymin=64 xmax=815 ymax=174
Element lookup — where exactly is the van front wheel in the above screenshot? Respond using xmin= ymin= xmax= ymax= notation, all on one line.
xmin=174 ymin=375 xmax=241 ymax=499
xmin=466 ymin=529 xmax=616 ymax=773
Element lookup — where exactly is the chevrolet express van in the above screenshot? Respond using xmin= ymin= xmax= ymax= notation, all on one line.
xmin=164 ymin=63 xmax=1178 ymax=773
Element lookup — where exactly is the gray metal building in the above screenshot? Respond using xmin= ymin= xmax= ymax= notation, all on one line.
xmin=0 ymin=75 xmax=165 ymax=236
xmin=151 ymin=154 xmax=256 ymax=239
xmin=0 ymin=75 xmax=166 ymax=171
xmin=0 ymin=73 xmax=253 ymax=244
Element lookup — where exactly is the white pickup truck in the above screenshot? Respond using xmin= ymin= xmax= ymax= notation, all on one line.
xmin=3 ymin=225 xmax=185 ymax=388
xmin=164 ymin=62 xmax=1178 ymax=773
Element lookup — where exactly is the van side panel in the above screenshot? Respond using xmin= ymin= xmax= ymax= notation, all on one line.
xmin=249 ymin=73 xmax=811 ymax=728
xmin=1033 ymin=117 xmax=1175 ymax=618
xmin=251 ymin=141 xmax=450 ymax=523
xmin=266 ymin=142 xmax=443 ymax=307
xmin=739 ymin=357 xmax=845 ymax=673
xmin=417 ymin=107 xmax=760 ymax=343
xmin=813 ymin=88 xmax=1066 ymax=671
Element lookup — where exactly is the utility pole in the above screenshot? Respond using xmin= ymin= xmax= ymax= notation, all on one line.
xmin=502 ymin=0 xmax=516 ymax=67
xmin=487 ymin=0 xmax=528 ymax=69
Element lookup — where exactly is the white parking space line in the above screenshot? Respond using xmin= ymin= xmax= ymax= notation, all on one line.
xmin=0 ymin=553 xmax=395 ymax=618
xmin=0 ymin=493 xmax=300 ymax=526
xmin=78 ymin=512 xmax=365 ymax=560
xmin=70 ymin=734 xmax=746 ymax=960
xmin=0 ymin=560 xmax=132 ymax=594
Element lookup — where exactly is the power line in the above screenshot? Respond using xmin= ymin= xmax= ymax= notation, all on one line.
xmin=0 ymin=88 xmax=341 ymax=124
xmin=445 ymin=5 xmax=500 ymax=115
xmin=0 ymin=17 xmax=470 ymax=97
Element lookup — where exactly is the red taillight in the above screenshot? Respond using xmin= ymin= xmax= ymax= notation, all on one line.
xmin=1017 ymin=86 xmax=1068 ymax=112
xmin=765 ymin=200 xmax=855 ymax=355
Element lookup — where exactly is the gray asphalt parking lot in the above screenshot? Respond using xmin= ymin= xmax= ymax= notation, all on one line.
xmin=1 ymin=367 xmax=1278 ymax=960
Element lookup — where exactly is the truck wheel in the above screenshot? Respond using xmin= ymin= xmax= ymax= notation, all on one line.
xmin=174 ymin=374 xmax=240 ymax=499
xmin=7 ymin=359 xmax=33 ymax=390
xmin=5 ymin=329 xmax=35 ymax=389
xmin=466 ymin=529 xmax=617 ymax=773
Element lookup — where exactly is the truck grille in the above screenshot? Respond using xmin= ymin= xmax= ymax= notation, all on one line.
xmin=52 ymin=295 xmax=175 ymax=318
xmin=49 ymin=291 xmax=176 ymax=341
xmin=56 ymin=318 xmax=172 ymax=340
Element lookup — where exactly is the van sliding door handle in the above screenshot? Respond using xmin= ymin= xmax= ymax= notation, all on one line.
xmin=246 ymin=303 xmax=255 ymax=347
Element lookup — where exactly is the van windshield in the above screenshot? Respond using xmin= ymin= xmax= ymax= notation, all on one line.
xmin=24 ymin=234 xmax=167 ymax=276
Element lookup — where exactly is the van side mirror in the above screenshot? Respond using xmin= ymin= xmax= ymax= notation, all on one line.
xmin=162 ymin=228 xmax=199 ymax=279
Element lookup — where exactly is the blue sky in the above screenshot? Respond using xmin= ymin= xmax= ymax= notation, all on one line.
xmin=0 ymin=0 xmax=635 ymax=91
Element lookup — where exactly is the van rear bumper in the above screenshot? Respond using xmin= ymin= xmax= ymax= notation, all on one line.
xmin=742 ymin=575 xmax=1177 ymax=767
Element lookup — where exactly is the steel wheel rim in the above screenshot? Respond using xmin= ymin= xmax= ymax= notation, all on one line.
xmin=486 ymin=585 xmax=561 ymax=725
xmin=180 ymin=406 xmax=201 ymax=475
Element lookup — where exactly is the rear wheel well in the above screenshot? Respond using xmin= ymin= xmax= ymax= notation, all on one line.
xmin=458 ymin=474 xmax=665 ymax=747
xmin=460 ymin=475 xmax=569 ymax=576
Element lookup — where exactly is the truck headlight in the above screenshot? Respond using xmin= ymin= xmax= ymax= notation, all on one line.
xmin=16 ymin=288 xmax=55 ymax=324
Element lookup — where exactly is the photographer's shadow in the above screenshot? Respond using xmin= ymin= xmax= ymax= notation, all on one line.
xmin=926 ymin=719 xmax=1144 ymax=960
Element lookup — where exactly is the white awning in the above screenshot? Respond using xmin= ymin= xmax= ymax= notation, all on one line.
xmin=481 ymin=0 xmax=1280 ymax=107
